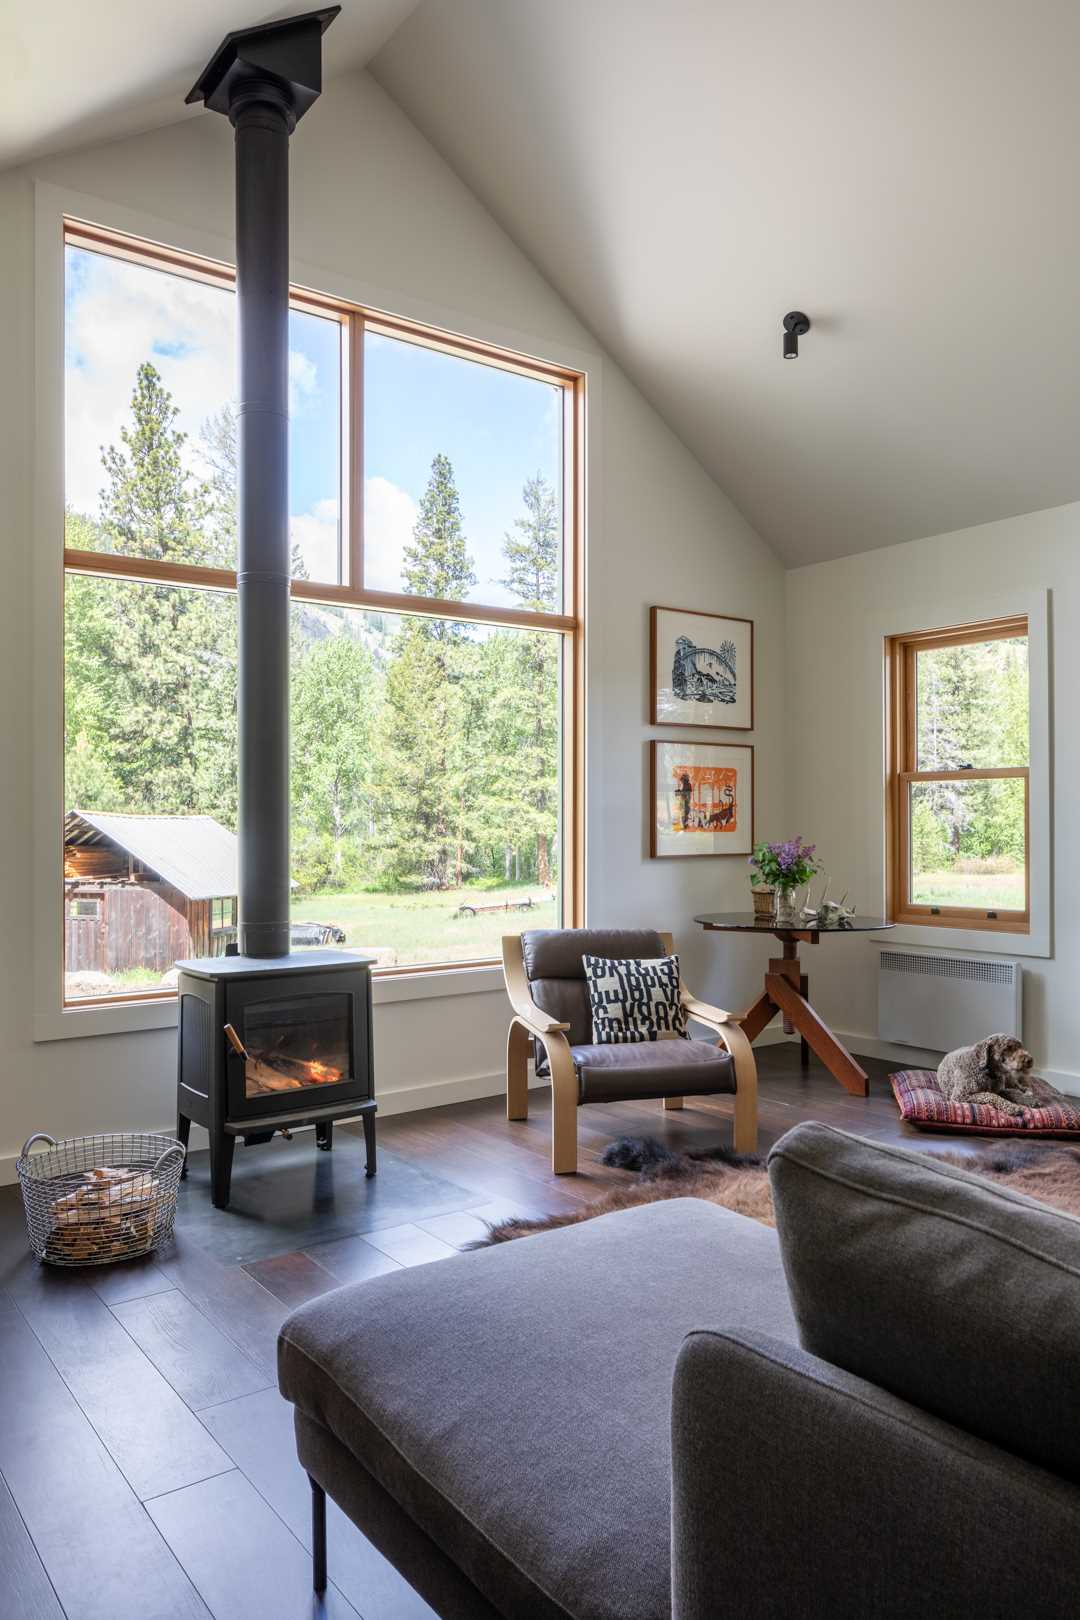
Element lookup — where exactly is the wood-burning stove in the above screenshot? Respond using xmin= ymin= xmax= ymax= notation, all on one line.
xmin=176 ymin=951 xmax=375 ymax=1208
xmin=180 ymin=12 xmax=370 ymax=1212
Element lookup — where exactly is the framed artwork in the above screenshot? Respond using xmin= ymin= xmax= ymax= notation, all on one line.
xmin=650 ymin=605 xmax=754 ymax=729
xmin=651 ymin=740 xmax=754 ymax=858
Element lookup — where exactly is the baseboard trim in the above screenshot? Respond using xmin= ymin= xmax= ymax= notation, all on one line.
xmin=769 ymin=1029 xmax=1080 ymax=1100
xmin=0 ymin=1067 xmax=535 ymax=1185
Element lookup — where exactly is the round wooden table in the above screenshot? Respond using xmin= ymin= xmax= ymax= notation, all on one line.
xmin=693 ymin=912 xmax=894 ymax=1097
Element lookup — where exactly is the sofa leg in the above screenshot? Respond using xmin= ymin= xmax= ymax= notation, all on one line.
xmin=507 ymin=1019 xmax=530 ymax=1121
xmin=663 ymin=1096 xmax=685 ymax=1110
xmin=310 ymin=1476 xmax=327 ymax=1594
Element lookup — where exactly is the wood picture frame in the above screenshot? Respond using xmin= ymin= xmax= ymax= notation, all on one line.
xmin=650 ymin=605 xmax=754 ymax=730
xmin=650 ymin=740 xmax=755 ymax=858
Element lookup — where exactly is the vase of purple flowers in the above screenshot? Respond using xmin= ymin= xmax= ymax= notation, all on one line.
xmin=749 ymin=838 xmax=820 ymax=927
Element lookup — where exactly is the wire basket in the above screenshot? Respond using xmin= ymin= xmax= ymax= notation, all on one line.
xmin=16 ymin=1132 xmax=185 ymax=1267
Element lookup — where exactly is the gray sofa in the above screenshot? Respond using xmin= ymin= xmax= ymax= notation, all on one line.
xmin=278 ymin=1122 xmax=1080 ymax=1618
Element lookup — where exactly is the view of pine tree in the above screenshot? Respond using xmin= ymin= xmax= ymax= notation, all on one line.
xmin=199 ymin=403 xmax=239 ymax=567
xmin=199 ymin=402 xmax=311 ymax=581
xmin=499 ymin=473 xmax=559 ymax=612
xmin=496 ymin=473 xmax=560 ymax=885
xmin=99 ymin=363 xmax=217 ymax=565
xmin=379 ymin=453 xmax=479 ymax=887
xmin=401 ymin=452 xmax=476 ymax=615
xmin=64 ymin=366 xmax=238 ymax=821
xmin=291 ymin=633 xmax=378 ymax=886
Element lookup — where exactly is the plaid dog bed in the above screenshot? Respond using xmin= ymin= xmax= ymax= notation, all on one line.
xmin=890 ymin=1069 xmax=1080 ymax=1136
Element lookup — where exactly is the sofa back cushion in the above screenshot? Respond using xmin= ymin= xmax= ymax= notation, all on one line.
xmin=523 ymin=930 xmax=666 ymax=1047
xmin=769 ymin=1121 xmax=1080 ymax=1482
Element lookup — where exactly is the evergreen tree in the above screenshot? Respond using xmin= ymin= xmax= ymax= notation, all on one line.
xmin=291 ymin=632 xmax=378 ymax=887
xmin=379 ymin=455 xmax=480 ymax=887
xmin=499 ymin=474 xmax=559 ymax=612
xmin=101 ymin=363 xmax=215 ymax=564
xmin=495 ymin=473 xmax=560 ymax=886
xmin=199 ymin=404 xmax=239 ymax=567
xmin=401 ymin=452 xmax=476 ymax=622
xmin=64 ymin=366 xmax=238 ymax=820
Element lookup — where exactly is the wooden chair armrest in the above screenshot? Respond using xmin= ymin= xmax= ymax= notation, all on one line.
xmin=515 ymin=1012 xmax=572 ymax=1039
xmin=681 ymin=993 xmax=736 ymax=1028
xmin=502 ymin=935 xmax=571 ymax=1036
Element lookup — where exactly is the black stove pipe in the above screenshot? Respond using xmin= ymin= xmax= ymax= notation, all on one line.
xmin=187 ymin=9 xmax=339 ymax=957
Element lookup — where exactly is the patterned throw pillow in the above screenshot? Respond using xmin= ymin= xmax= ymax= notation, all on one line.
xmin=582 ymin=954 xmax=687 ymax=1043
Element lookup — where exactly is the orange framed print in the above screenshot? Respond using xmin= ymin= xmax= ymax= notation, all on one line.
xmin=651 ymin=606 xmax=754 ymax=729
xmin=650 ymin=741 xmax=754 ymax=858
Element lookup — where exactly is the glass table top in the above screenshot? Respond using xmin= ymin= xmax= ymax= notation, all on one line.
xmin=694 ymin=911 xmax=893 ymax=934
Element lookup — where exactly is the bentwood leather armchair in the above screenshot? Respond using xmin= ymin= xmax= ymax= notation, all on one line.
xmin=502 ymin=928 xmax=757 ymax=1174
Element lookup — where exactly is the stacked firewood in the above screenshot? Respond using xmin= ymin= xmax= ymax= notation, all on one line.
xmin=45 ymin=1166 xmax=159 ymax=1264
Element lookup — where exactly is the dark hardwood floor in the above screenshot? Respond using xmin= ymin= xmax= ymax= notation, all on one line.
xmin=0 ymin=1044 xmax=997 ymax=1619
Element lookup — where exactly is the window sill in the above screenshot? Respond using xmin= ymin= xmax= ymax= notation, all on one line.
xmin=35 ymin=961 xmax=508 ymax=1042
xmin=869 ymin=923 xmax=1049 ymax=960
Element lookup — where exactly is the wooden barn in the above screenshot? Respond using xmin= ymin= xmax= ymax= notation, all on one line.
xmin=64 ymin=810 xmax=239 ymax=975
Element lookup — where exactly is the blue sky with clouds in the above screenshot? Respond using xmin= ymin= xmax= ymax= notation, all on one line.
xmin=65 ymin=245 xmax=563 ymax=605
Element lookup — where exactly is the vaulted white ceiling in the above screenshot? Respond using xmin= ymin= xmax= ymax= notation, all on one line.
xmin=372 ymin=0 xmax=1080 ymax=565
xmin=7 ymin=1 xmax=1079 ymax=566
xmin=0 ymin=0 xmax=421 ymax=169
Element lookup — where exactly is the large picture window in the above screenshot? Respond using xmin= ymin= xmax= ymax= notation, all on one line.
xmin=886 ymin=617 xmax=1029 ymax=932
xmin=62 ymin=222 xmax=582 ymax=1004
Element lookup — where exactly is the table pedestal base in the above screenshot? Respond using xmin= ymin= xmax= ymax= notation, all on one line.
xmin=741 ymin=945 xmax=869 ymax=1097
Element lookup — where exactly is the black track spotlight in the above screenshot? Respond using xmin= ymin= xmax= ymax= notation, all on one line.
xmin=783 ymin=311 xmax=811 ymax=358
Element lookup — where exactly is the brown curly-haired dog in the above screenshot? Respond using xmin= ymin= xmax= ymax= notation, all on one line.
xmin=937 ymin=1034 xmax=1045 ymax=1115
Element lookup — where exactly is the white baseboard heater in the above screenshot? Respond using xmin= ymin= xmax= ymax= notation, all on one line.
xmin=878 ymin=948 xmax=1022 ymax=1053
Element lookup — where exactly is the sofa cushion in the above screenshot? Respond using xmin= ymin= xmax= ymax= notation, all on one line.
xmin=768 ymin=1121 xmax=1080 ymax=1483
xmin=571 ymin=1039 xmax=734 ymax=1103
xmin=279 ymin=1196 xmax=796 ymax=1620
xmin=583 ymin=954 xmax=687 ymax=1043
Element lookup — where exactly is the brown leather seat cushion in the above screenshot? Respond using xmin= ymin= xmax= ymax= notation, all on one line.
xmin=570 ymin=1039 xmax=736 ymax=1103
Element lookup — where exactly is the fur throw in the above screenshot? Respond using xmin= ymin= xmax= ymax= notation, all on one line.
xmin=471 ymin=1135 xmax=1080 ymax=1246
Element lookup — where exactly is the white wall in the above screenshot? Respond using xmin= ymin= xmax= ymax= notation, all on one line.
xmin=0 ymin=71 xmax=786 ymax=1171
xmin=786 ymin=502 xmax=1079 ymax=1083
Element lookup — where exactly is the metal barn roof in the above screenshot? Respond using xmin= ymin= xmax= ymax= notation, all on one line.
xmin=65 ymin=811 xmax=238 ymax=901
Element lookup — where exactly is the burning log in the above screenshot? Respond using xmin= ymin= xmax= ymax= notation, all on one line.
xmin=224 ymin=1022 xmax=343 ymax=1095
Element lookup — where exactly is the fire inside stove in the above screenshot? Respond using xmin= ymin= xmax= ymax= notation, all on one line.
xmin=232 ymin=991 xmax=352 ymax=1100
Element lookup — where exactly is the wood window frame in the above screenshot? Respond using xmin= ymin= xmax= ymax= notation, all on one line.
xmin=885 ymin=615 xmax=1029 ymax=934
xmin=62 ymin=219 xmax=585 ymax=1002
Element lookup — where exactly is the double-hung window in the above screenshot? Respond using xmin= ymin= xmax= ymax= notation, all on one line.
xmin=62 ymin=221 xmax=583 ymax=1004
xmin=886 ymin=617 xmax=1029 ymax=932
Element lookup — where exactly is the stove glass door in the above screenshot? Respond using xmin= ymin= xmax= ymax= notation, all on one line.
xmin=241 ymin=992 xmax=352 ymax=1099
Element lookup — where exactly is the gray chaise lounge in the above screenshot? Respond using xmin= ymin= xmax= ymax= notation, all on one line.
xmin=278 ymin=1122 xmax=1080 ymax=1619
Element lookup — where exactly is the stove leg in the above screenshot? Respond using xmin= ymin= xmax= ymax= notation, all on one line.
xmin=310 ymin=1476 xmax=327 ymax=1594
xmin=362 ymin=1110 xmax=377 ymax=1178
xmin=315 ymin=1121 xmax=333 ymax=1152
xmin=210 ymin=1131 xmax=235 ymax=1209
xmin=176 ymin=1112 xmax=191 ymax=1179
